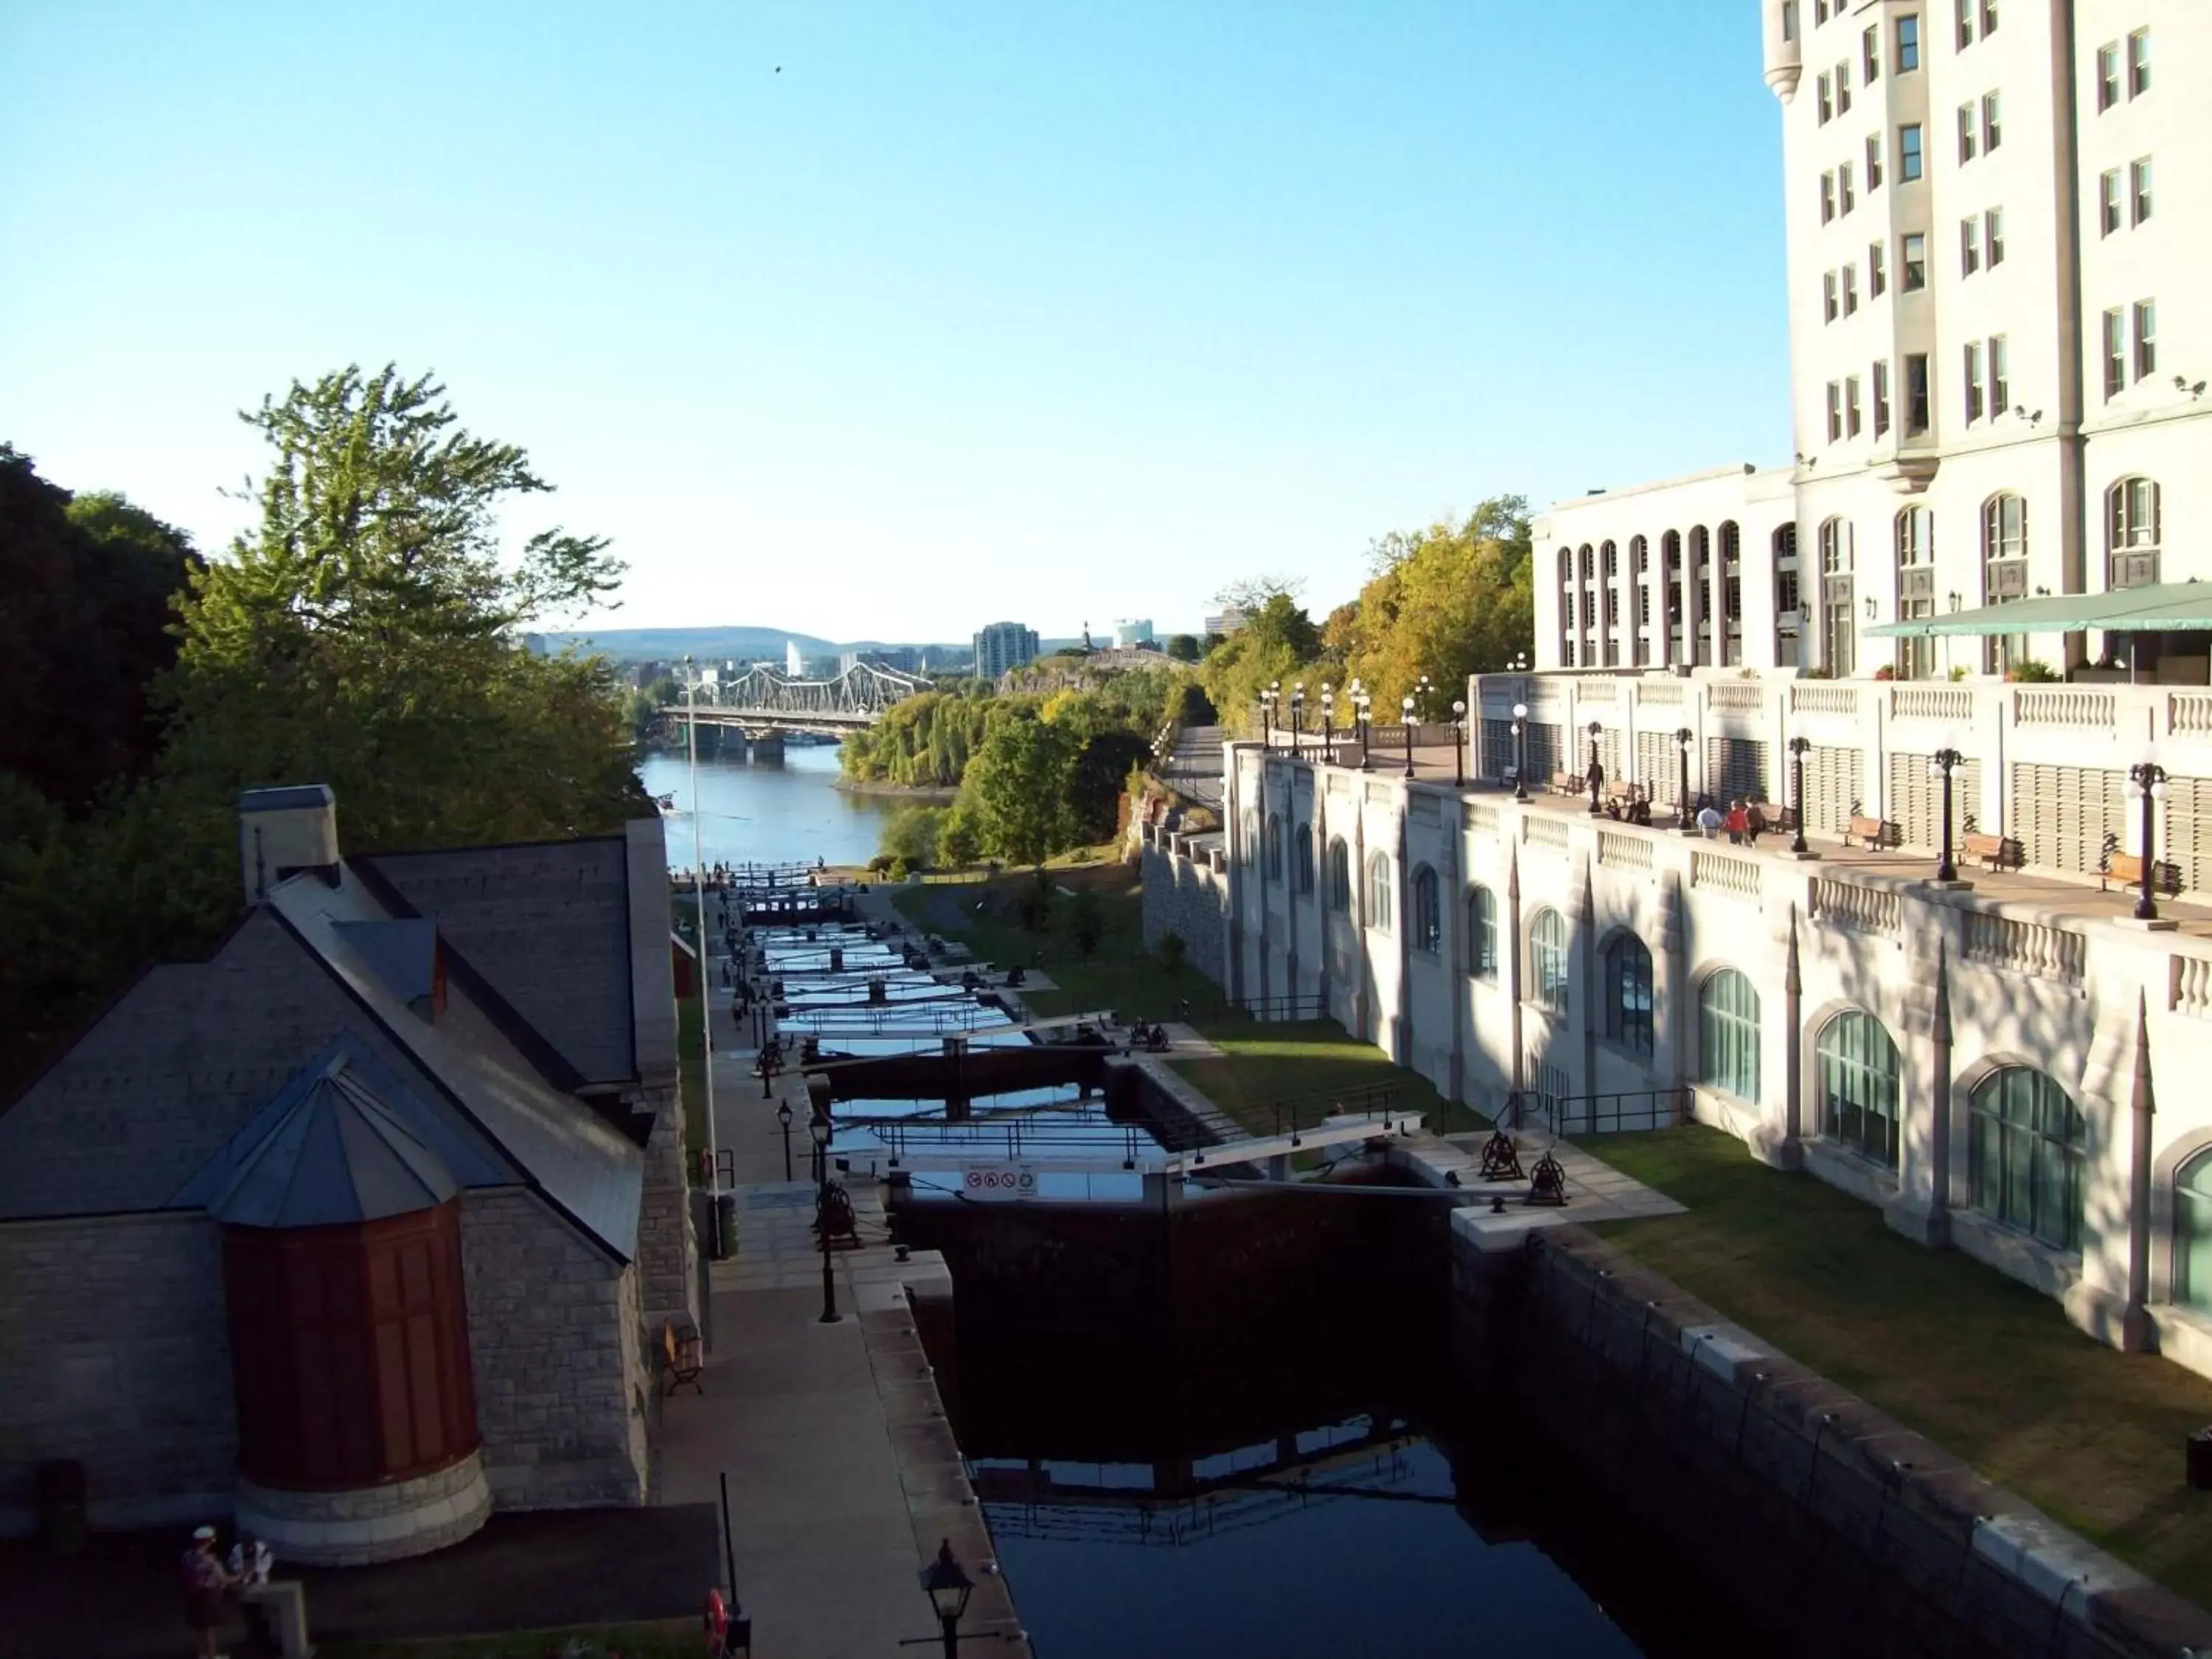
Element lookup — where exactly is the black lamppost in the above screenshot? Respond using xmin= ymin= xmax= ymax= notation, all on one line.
xmin=1929 ymin=747 xmax=1964 ymax=882
xmin=1260 ymin=682 xmax=1279 ymax=749
xmin=1290 ymin=683 xmax=1306 ymax=759
xmin=1413 ymin=674 xmax=1434 ymax=720
xmin=1451 ymin=699 xmax=1467 ymax=788
xmin=1676 ymin=727 xmax=1696 ymax=834
xmin=1787 ymin=735 xmax=1811 ymax=855
xmin=1511 ymin=700 xmax=1529 ymax=801
xmin=1586 ymin=720 xmax=1604 ymax=815
xmin=1321 ymin=684 xmax=1335 ymax=765
xmin=918 ymin=1538 xmax=975 ymax=1658
xmin=1402 ymin=694 xmax=1417 ymax=779
xmin=776 ymin=1099 xmax=794 ymax=1183
xmin=2128 ymin=762 xmax=2170 ymax=920
xmin=757 ymin=1042 xmax=783 ymax=1100
xmin=1351 ymin=679 xmax=1372 ymax=771
xmin=810 ymin=1110 xmax=841 ymax=1324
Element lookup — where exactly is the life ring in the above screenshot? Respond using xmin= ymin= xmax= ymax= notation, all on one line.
xmin=705 ymin=1587 xmax=728 ymax=1645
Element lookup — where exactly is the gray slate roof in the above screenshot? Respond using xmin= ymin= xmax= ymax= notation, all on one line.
xmin=360 ymin=838 xmax=636 ymax=1085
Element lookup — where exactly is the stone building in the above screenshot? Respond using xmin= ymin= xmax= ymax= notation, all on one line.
xmin=0 ymin=786 xmax=697 ymax=1562
xmin=1220 ymin=681 xmax=2212 ymax=1384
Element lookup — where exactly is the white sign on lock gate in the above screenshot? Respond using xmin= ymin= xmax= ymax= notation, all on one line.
xmin=964 ymin=1163 xmax=1038 ymax=1203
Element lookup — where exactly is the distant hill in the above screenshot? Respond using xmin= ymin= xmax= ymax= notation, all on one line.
xmin=540 ymin=625 xmax=965 ymax=663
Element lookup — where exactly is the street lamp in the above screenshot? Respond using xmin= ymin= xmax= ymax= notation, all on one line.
xmin=1401 ymin=695 xmax=1417 ymax=779
xmin=918 ymin=1538 xmax=975 ymax=1658
xmin=776 ymin=1099 xmax=794 ymax=1183
xmin=1586 ymin=720 xmax=1604 ymax=816
xmin=1290 ymin=682 xmax=1306 ymax=759
xmin=1451 ymin=699 xmax=1467 ymax=788
xmin=1676 ymin=728 xmax=1697 ymax=835
xmin=1787 ymin=735 xmax=1811 ymax=855
xmin=1929 ymin=748 xmax=1965 ymax=883
xmin=1413 ymin=673 xmax=1435 ymax=721
xmin=810 ymin=1110 xmax=841 ymax=1324
xmin=1260 ymin=682 xmax=1279 ymax=748
xmin=1320 ymin=684 xmax=1335 ymax=765
xmin=757 ymin=1040 xmax=782 ymax=1100
xmin=1351 ymin=679 xmax=1372 ymax=771
xmin=1511 ymin=701 xmax=1529 ymax=801
xmin=2127 ymin=763 xmax=2171 ymax=921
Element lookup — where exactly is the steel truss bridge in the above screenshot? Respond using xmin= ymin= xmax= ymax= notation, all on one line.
xmin=667 ymin=661 xmax=931 ymax=737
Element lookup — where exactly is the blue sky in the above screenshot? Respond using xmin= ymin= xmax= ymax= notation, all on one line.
xmin=0 ymin=1 xmax=1787 ymax=643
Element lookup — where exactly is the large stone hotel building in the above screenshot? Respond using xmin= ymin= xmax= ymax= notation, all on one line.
xmin=1156 ymin=2 xmax=2212 ymax=1383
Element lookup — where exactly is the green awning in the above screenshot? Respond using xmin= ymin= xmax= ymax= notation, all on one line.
xmin=1867 ymin=581 xmax=2212 ymax=637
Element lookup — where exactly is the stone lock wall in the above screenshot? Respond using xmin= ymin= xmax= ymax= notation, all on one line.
xmin=0 ymin=1211 xmax=237 ymax=1534
xmin=460 ymin=1189 xmax=650 ymax=1509
xmin=1138 ymin=841 xmax=1228 ymax=988
xmin=631 ymin=1077 xmax=700 ymax=1336
xmin=1454 ymin=1222 xmax=2212 ymax=1659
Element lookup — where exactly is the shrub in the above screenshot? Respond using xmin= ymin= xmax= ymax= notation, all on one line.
xmin=1158 ymin=930 xmax=1187 ymax=973
xmin=2005 ymin=658 xmax=2059 ymax=684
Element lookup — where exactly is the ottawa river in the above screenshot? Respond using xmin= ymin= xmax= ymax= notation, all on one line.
xmin=637 ymin=740 xmax=900 ymax=871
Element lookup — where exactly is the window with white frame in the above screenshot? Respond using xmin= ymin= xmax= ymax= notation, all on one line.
xmin=1964 ymin=339 xmax=1985 ymax=422
xmin=1411 ymin=865 xmax=1440 ymax=953
xmin=1824 ymin=271 xmax=1838 ymax=321
xmin=1985 ymin=208 xmax=2003 ymax=267
xmin=1969 ymin=1068 xmax=2084 ymax=1253
xmin=2109 ymin=476 xmax=2161 ymax=588
xmin=1843 ymin=265 xmax=1858 ymax=316
xmin=1699 ymin=970 xmax=1760 ymax=1102
xmin=1467 ymin=886 xmax=1497 ymax=979
xmin=1836 ymin=60 xmax=1852 ymax=113
xmin=1958 ymin=102 xmax=1977 ymax=164
xmin=2128 ymin=28 xmax=2149 ymax=98
xmin=1902 ymin=232 xmax=1927 ymax=291
xmin=2132 ymin=157 xmax=2152 ymax=226
xmin=1818 ymin=1010 xmax=1901 ymax=1166
xmin=2097 ymin=42 xmax=2120 ymax=111
xmin=1840 ymin=163 xmax=1854 ymax=215
xmin=2101 ymin=169 xmax=2121 ymax=236
xmin=1866 ymin=132 xmax=1882 ymax=189
xmin=1366 ymin=852 xmax=1392 ymax=933
xmin=1900 ymin=123 xmax=1924 ymax=181
xmin=1905 ymin=352 xmax=1930 ymax=434
xmin=1957 ymin=0 xmax=1974 ymax=48
xmin=1846 ymin=374 xmax=1862 ymax=437
xmin=1604 ymin=934 xmax=1654 ymax=1056
xmin=1529 ymin=908 xmax=1568 ymax=1014
xmin=1818 ymin=70 xmax=1833 ymax=123
xmin=1873 ymin=358 xmax=1891 ymax=437
xmin=1989 ymin=335 xmax=2008 ymax=413
xmin=1961 ymin=218 xmax=1980 ymax=277
xmin=1869 ymin=240 xmax=1886 ymax=296
xmin=1826 ymin=380 xmax=1843 ymax=442
xmin=1821 ymin=172 xmax=1835 ymax=223
xmin=1863 ymin=24 xmax=1879 ymax=80
xmin=1982 ymin=91 xmax=2001 ymax=152
xmin=1896 ymin=14 xmax=1919 ymax=72
xmin=2135 ymin=299 xmax=2157 ymax=382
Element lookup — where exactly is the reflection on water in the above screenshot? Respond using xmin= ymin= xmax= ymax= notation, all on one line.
xmin=639 ymin=741 xmax=898 ymax=871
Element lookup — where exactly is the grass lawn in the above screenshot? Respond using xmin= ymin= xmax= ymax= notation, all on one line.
xmin=321 ymin=1619 xmax=695 ymax=1658
xmin=894 ymin=852 xmax=1481 ymax=1138
xmin=1582 ymin=1124 xmax=2212 ymax=1603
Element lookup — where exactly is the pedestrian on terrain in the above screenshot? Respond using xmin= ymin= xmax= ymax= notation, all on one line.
xmin=180 ymin=1524 xmax=236 ymax=1658
xmin=1745 ymin=801 xmax=1769 ymax=844
xmin=1725 ymin=799 xmax=1750 ymax=845
xmin=1697 ymin=801 xmax=1725 ymax=839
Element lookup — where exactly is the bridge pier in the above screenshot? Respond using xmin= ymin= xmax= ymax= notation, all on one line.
xmin=747 ymin=731 xmax=785 ymax=762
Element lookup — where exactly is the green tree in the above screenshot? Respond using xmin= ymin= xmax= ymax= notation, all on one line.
xmin=1164 ymin=633 xmax=1200 ymax=662
xmin=1068 ymin=887 xmax=1105 ymax=960
xmin=878 ymin=803 xmax=944 ymax=869
xmin=961 ymin=713 xmax=1077 ymax=866
xmin=1337 ymin=495 xmax=1533 ymax=711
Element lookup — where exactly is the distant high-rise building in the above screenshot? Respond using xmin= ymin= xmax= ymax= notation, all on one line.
xmin=784 ymin=640 xmax=805 ymax=676
xmin=1203 ymin=608 xmax=1248 ymax=639
xmin=841 ymin=647 xmax=920 ymax=675
xmin=972 ymin=622 xmax=1041 ymax=679
xmin=1113 ymin=619 xmax=1155 ymax=648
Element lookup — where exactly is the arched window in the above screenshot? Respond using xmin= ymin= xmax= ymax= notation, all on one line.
xmin=1558 ymin=548 xmax=1573 ymax=585
xmin=1529 ymin=908 xmax=1568 ymax=1013
xmin=1579 ymin=544 xmax=1595 ymax=580
xmin=2174 ymin=1150 xmax=2212 ymax=1313
xmin=1604 ymin=935 xmax=1655 ymax=1054
xmin=2108 ymin=477 xmax=2162 ymax=588
xmin=1411 ymin=866 xmax=1441 ymax=953
xmin=1467 ymin=886 xmax=1498 ymax=979
xmin=1982 ymin=492 xmax=2028 ymax=672
xmin=1265 ymin=816 xmax=1283 ymax=880
xmin=1894 ymin=508 xmax=1935 ymax=680
xmin=1601 ymin=540 xmax=1618 ymax=579
xmin=1699 ymin=970 xmax=1761 ymax=1100
xmin=1366 ymin=852 xmax=1394 ymax=932
xmin=1326 ymin=838 xmax=1350 ymax=912
xmin=1631 ymin=534 xmax=1649 ymax=574
xmin=1817 ymin=1011 xmax=1900 ymax=1166
xmin=1294 ymin=824 xmax=1315 ymax=895
xmin=1968 ymin=1068 xmax=2085 ymax=1251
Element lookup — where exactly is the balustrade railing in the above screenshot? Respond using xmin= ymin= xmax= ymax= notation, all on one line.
xmin=2170 ymin=692 xmax=2212 ymax=737
xmin=1809 ymin=877 xmax=1901 ymax=936
xmin=1467 ymin=803 xmax=1500 ymax=834
xmin=1523 ymin=816 xmax=1571 ymax=852
xmin=1690 ymin=850 xmax=1761 ymax=900
xmin=1635 ymin=681 xmax=1685 ymax=706
xmin=1598 ymin=830 xmax=1654 ymax=872
xmin=1891 ymin=686 xmax=1974 ymax=723
xmin=2013 ymin=687 xmax=2115 ymax=730
xmin=1576 ymin=679 xmax=1619 ymax=706
xmin=1961 ymin=910 xmax=2085 ymax=986
xmin=1709 ymin=681 xmax=1766 ymax=713
xmin=1789 ymin=684 xmax=1859 ymax=716
xmin=2171 ymin=953 xmax=2212 ymax=1019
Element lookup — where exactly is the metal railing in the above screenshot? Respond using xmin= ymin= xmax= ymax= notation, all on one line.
xmin=1225 ymin=993 xmax=1332 ymax=1023
xmin=1505 ymin=1087 xmax=1690 ymax=1137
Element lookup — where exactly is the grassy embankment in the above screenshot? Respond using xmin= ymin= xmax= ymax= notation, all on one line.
xmin=888 ymin=850 xmax=1474 ymax=1138
xmin=1583 ymin=1124 xmax=2212 ymax=1604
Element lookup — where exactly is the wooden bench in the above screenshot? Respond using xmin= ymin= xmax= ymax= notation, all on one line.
xmin=1746 ymin=801 xmax=1795 ymax=836
xmin=1961 ymin=832 xmax=2024 ymax=872
xmin=2103 ymin=853 xmax=2183 ymax=896
xmin=1551 ymin=771 xmax=1584 ymax=798
xmin=661 ymin=1321 xmax=703 ymax=1397
xmin=1848 ymin=815 xmax=1897 ymax=850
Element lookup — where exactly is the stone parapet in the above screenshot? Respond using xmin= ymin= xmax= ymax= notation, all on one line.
xmin=234 ymin=1451 xmax=490 ymax=1565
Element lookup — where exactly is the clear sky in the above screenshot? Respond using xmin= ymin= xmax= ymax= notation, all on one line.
xmin=0 ymin=1 xmax=1787 ymax=644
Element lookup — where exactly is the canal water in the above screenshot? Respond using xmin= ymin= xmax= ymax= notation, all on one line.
xmin=639 ymin=740 xmax=898 ymax=871
xmin=743 ymin=901 xmax=1772 ymax=1656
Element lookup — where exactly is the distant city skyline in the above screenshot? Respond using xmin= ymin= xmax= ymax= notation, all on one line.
xmin=0 ymin=2 xmax=1787 ymax=640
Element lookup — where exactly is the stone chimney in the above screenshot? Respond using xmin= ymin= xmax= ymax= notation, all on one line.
xmin=239 ymin=785 xmax=341 ymax=903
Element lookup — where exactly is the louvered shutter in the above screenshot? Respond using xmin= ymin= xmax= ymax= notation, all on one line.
xmin=1705 ymin=737 xmax=1773 ymax=805
xmin=1805 ymin=745 xmax=1863 ymax=836
xmin=1888 ymin=753 xmax=1983 ymax=853
xmin=2008 ymin=763 xmax=2127 ymax=876
xmin=2163 ymin=776 xmax=2212 ymax=897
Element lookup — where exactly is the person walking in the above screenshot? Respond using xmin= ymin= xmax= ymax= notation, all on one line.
xmin=180 ymin=1525 xmax=236 ymax=1659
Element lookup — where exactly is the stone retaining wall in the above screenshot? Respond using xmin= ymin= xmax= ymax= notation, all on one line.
xmin=1453 ymin=1222 xmax=2212 ymax=1658
xmin=234 ymin=1450 xmax=490 ymax=1565
xmin=1138 ymin=843 xmax=1228 ymax=987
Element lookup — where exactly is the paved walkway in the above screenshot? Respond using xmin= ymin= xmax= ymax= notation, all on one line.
xmin=668 ymin=892 xmax=1029 ymax=1659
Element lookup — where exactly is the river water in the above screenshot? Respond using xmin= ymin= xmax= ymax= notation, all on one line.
xmin=637 ymin=740 xmax=900 ymax=871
